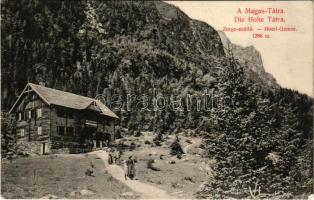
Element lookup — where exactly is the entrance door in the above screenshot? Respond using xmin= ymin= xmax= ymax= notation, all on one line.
xmin=41 ymin=143 xmax=45 ymax=155
xmin=80 ymin=127 xmax=97 ymax=144
xmin=95 ymin=132 xmax=104 ymax=148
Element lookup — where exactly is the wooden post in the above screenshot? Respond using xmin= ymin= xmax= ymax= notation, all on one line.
xmin=49 ymin=106 xmax=52 ymax=141
xmin=28 ymin=118 xmax=31 ymax=141
xmin=28 ymin=110 xmax=31 ymax=141
xmin=113 ymin=120 xmax=115 ymax=141
xmin=65 ymin=109 xmax=68 ymax=136
xmin=93 ymin=140 xmax=97 ymax=149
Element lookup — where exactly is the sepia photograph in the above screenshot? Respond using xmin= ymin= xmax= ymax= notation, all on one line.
xmin=1 ymin=0 xmax=313 ymax=199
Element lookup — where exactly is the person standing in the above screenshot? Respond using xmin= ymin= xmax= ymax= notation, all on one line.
xmin=108 ymin=148 xmax=113 ymax=165
xmin=124 ymin=159 xmax=129 ymax=180
xmin=114 ymin=149 xmax=121 ymax=164
xmin=124 ymin=156 xmax=137 ymax=180
xmin=129 ymin=156 xmax=136 ymax=180
xmin=125 ymin=156 xmax=133 ymax=179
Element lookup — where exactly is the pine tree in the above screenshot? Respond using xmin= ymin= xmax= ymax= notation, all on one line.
xmin=200 ymin=56 xmax=281 ymax=198
xmin=1 ymin=112 xmax=17 ymax=158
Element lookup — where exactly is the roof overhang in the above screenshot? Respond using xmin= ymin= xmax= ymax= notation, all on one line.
xmin=9 ymin=83 xmax=119 ymax=120
xmin=9 ymin=83 xmax=50 ymax=114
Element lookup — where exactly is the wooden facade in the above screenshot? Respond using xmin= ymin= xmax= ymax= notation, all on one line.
xmin=10 ymin=83 xmax=119 ymax=155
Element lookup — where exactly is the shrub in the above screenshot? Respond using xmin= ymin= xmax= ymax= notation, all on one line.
xmin=129 ymin=142 xmax=136 ymax=151
xmin=185 ymin=139 xmax=192 ymax=144
xmin=198 ymin=143 xmax=205 ymax=149
xmin=147 ymin=158 xmax=160 ymax=171
xmin=170 ymin=140 xmax=184 ymax=156
xmin=85 ymin=169 xmax=94 ymax=176
xmin=184 ymin=177 xmax=194 ymax=182
xmin=1 ymin=112 xmax=17 ymax=158
xmin=134 ymin=130 xmax=141 ymax=137
xmin=153 ymin=132 xmax=163 ymax=146
xmin=154 ymin=141 xmax=161 ymax=146
xmin=115 ymin=129 xmax=122 ymax=139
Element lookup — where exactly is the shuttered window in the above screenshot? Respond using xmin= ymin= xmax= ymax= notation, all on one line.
xmin=57 ymin=126 xmax=65 ymax=135
xmin=38 ymin=126 xmax=42 ymax=135
xmin=37 ymin=108 xmax=42 ymax=118
xmin=66 ymin=127 xmax=74 ymax=136
xmin=31 ymin=110 xmax=35 ymax=118
xmin=20 ymin=129 xmax=25 ymax=137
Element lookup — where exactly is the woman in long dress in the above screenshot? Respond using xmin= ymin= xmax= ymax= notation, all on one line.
xmin=124 ymin=156 xmax=135 ymax=180
xmin=108 ymin=149 xmax=113 ymax=165
xmin=114 ymin=149 xmax=121 ymax=164
xmin=124 ymin=159 xmax=129 ymax=180
xmin=129 ymin=156 xmax=136 ymax=180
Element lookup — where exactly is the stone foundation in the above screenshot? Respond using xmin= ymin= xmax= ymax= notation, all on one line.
xmin=50 ymin=140 xmax=93 ymax=154
xmin=51 ymin=147 xmax=92 ymax=154
xmin=16 ymin=139 xmax=51 ymax=155
xmin=16 ymin=139 xmax=93 ymax=155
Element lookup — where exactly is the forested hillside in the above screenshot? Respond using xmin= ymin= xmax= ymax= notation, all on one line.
xmin=1 ymin=0 xmax=312 ymax=198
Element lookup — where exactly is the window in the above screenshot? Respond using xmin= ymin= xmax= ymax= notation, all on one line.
xmin=57 ymin=126 xmax=65 ymax=135
xmin=30 ymin=95 xmax=36 ymax=108
xmin=66 ymin=127 xmax=74 ymax=136
xmin=31 ymin=110 xmax=36 ymax=118
xmin=37 ymin=108 xmax=42 ymax=118
xmin=19 ymin=129 xmax=25 ymax=137
xmin=18 ymin=113 xmax=22 ymax=121
xmin=104 ymin=120 xmax=110 ymax=126
xmin=28 ymin=110 xmax=32 ymax=119
xmin=67 ymin=111 xmax=74 ymax=119
xmin=38 ymin=126 xmax=42 ymax=135
xmin=56 ymin=109 xmax=65 ymax=118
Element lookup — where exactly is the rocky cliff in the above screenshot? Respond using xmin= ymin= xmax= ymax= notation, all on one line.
xmin=218 ymin=31 xmax=279 ymax=89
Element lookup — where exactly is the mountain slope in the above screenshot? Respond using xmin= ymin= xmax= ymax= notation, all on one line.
xmin=2 ymin=0 xmax=311 ymax=130
xmin=1 ymin=0 xmax=312 ymax=198
xmin=1 ymin=0 xmax=223 ymax=108
xmin=218 ymin=31 xmax=279 ymax=89
xmin=1 ymin=0 xmax=310 ymax=131
xmin=1 ymin=0 xmax=232 ymax=132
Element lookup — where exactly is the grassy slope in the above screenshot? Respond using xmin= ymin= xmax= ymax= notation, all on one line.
xmin=2 ymin=132 xmax=211 ymax=199
xmin=118 ymin=132 xmax=211 ymax=198
xmin=1 ymin=154 xmax=132 ymax=199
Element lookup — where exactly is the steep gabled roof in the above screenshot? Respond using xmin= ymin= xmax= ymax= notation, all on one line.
xmin=9 ymin=83 xmax=119 ymax=119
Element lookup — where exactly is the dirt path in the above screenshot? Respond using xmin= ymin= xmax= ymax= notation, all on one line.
xmin=90 ymin=150 xmax=175 ymax=199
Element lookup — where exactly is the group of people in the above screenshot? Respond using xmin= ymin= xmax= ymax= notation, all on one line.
xmin=106 ymin=147 xmax=136 ymax=180
xmin=108 ymin=148 xmax=121 ymax=165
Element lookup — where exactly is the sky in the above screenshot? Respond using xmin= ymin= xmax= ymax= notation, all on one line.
xmin=166 ymin=1 xmax=313 ymax=96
